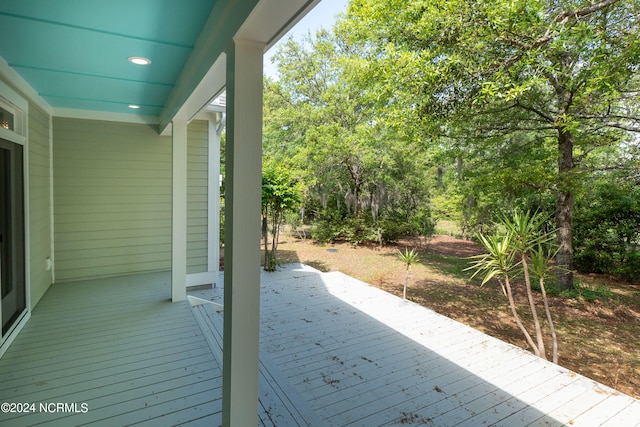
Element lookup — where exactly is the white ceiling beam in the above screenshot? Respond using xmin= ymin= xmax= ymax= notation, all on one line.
xmin=236 ymin=0 xmax=321 ymax=49
xmin=158 ymin=0 xmax=258 ymax=133
xmin=159 ymin=0 xmax=321 ymax=134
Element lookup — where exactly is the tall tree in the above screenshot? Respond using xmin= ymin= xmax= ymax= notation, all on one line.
xmin=344 ymin=0 xmax=640 ymax=288
xmin=266 ymin=29 xmax=434 ymax=232
xmin=261 ymin=158 xmax=302 ymax=271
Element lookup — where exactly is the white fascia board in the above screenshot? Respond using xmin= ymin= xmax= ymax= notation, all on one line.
xmin=159 ymin=0 xmax=259 ymax=133
xmin=53 ymin=108 xmax=160 ymax=125
xmin=161 ymin=55 xmax=227 ymax=136
xmin=159 ymin=0 xmax=319 ymax=134
xmin=0 ymin=56 xmax=52 ymax=115
xmin=237 ymin=0 xmax=321 ymax=50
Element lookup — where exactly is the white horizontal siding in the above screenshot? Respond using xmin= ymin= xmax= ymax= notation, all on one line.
xmin=53 ymin=118 xmax=172 ymax=281
xmin=28 ymin=101 xmax=53 ymax=307
xmin=52 ymin=118 xmax=211 ymax=282
xmin=187 ymin=120 xmax=208 ymax=274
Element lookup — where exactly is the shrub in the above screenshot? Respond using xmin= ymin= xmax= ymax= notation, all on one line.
xmin=379 ymin=216 xmax=416 ymax=243
xmin=574 ymin=180 xmax=640 ymax=283
xmin=311 ymin=212 xmax=343 ymax=243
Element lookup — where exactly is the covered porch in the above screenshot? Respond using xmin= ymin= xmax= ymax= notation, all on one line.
xmin=1 ymin=1 xmax=639 ymax=425
xmin=1 ymin=265 xmax=638 ymax=426
xmin=0 ymin=1 xmax=321 ymax=424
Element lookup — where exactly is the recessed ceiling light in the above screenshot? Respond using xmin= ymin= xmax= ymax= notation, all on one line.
xmin=128 ymin=56 xmax=151 ymax=65
xmin=128 ymin=105 xmax=140 ymax=109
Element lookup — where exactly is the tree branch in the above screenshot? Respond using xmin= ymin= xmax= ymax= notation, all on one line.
xmin=515 ymin=100 xmax=556 ymax=123
xmin=604 ymin=122 xmax=640 ymax=132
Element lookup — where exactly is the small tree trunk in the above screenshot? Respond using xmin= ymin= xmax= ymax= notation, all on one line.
xmin=262 ymin=209 xmax=270 ymax=270
xmin=522 ymin=256 xmax=547 ymax=360
xmin=269 ymin=210 xmax=280 ymax=271
xmin=403 ymin=266 xmax=409 ymax=300
xmin=539 ymin=278 xmax=558 ymax=364
xmin=504 ymin=276 xmax=539 ymax=357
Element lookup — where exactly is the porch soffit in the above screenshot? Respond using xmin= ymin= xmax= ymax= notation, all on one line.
xmin=0 ymin=0 xmax=321 ymax=132
xmin=160 ymin=0 xmax=321 ymax=133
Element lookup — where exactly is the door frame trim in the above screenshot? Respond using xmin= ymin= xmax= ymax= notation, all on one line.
xmin=0 ymin=78 xmax=31 ymax=358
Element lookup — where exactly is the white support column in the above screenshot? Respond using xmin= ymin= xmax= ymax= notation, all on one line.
xmin=222 ymin=39 xmax=264 ymax=426
xmin=172 ymin=119 xmax=188 ymax=302
xmin=208 ymin=114 xmax=222 ymax=285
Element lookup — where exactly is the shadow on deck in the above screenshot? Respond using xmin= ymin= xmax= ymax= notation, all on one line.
xmin=0 ymin=266 xmax=638 ymax=426
xmin=192 ymin=263 xmax=640 ymax=426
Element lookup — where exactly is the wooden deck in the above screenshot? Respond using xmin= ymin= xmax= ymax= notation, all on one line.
xmin=193 ymin=263 xmax=639 ymax=427
xmin=0 ymin=272 xmax=225 ymax=426
xmin=0 ymin=271 xmax=301 ymax=426
xmin=1 ymin=265 xmax=638 ymax=426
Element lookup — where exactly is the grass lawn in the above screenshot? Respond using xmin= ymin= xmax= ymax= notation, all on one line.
xmin=272 ymin=233 xmax=640 ymax=400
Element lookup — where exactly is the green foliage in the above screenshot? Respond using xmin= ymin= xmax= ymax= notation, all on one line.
xmin=310 ymin=211 xmax=343 ymax=244
xmin=262 ymin=158 xmax=303 ymax=271
xmin=398 ymin=247 xmax=420 ymax=299
xmin=378 ymin=216 xmax=416 ymax=244
xmin=311 ymin=211 xmax=417 ymax=246
xmin=344 ymin=0 xmax=640 ymax=289
xmin=574 ymin=180 xmax=640 ymax=283
xmin=263 ymin=0 xmax=640 ymax=288
xmin=468 ymin=210 xmax=559 ymax=361
xmin=534 ymin=281 xmax=614 ymax=303
xmin=398 ymin=247 xmax=419 ymax=266
xmin=265 ymin=26 xmax=437 ymax=249
xmin=341 ymin=217 xmax=378 ymax=247
xmin=467 ymin=233 xmax=517 ymax=288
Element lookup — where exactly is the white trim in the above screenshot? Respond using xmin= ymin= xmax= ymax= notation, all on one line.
xmin=170 ymin=56 xmax=226 ymax=128
xmin=48 ymin=114 xmax=55 ymax=284
xmin=0 ymin=310 xmax=30 ymax=358
xmin=0 ymin=81 xmax=30 ymax=352
xmin=23 ymin=102 xmax=31 ymax=319
xmin=186 ymin=272 xmax=217 ymax=287
xmin=208 ymin=115 xmax=222 ymax=284
xmin=0 ymin=56 xmax=51 ymax=115
xmin=171 ymin=119 xmax=188 ymax=302
xmin=0 ymin=79 xmax=28 ymax=141
xmin=187 ymin=295 xmax=224 ymax=312
xmin=181 ymin=115 xmax=222 ymax=290
xmin=53 ymin=108 xmax=159 ymax=125
xmin=0 ymin=127 xmax=25 ymax=145
xmin=237 ymin=0 xmax=320 ymax=51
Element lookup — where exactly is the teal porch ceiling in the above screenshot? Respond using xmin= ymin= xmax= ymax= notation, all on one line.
xmin=0 ymin=0 xmax=217 ymax=117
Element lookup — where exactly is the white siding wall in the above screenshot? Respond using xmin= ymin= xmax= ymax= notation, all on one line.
xmin=53 ymin=118 xmax=172 ymax=281
xmin=187 ymin=120 xmax=208 ymax=274
xmin=28 ymin=104 xmax=53 ymax=307
xmin=52 ymin=118 xmax=209 ymax=282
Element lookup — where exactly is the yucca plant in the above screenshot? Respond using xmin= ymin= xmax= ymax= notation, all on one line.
xmin=468 ymin=211 xmax=560 ymax=362
xmin=398 ymin=248 xmax=419 ymax=300
xmin=467 ymin=233 xmax=539 ymax=355
xmin=529 ymin=242 xmax=560 ymax=363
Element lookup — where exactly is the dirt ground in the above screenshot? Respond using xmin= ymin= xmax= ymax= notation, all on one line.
xmin=272 ymin=233 xmax=640 ymax=400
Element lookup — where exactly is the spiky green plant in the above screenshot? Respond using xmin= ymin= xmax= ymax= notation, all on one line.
xmin=467 ymin=233 xmax=539 ymax=355
xmin=398 ymin=248 xmax=419 ymax=300
xmin=468 ymin=211 xmax=560 ymax=362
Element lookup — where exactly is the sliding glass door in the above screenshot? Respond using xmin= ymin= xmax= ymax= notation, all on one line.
xmin=0 ymin=137 xmax=25 ymax=337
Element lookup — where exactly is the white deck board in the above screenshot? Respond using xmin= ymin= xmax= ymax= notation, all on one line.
xmin=0 ymin=272 xmax=223 ymax=426
xmin=599 ymin=400 xmax=640 ymax=427
xmin=190 ymin=301 xmax=324 ymax=426
xmin=2 ymin=265 xmax=638 ymax=426
xmin=220 ymin=263 xmax=639 ymax=426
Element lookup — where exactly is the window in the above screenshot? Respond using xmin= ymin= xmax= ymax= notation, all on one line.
xmin=0 ymin=104 xmax=15 ymax=131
